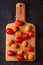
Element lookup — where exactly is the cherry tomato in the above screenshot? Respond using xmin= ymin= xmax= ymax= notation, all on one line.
xmin=17 ymin=49 xmax=23 ymax=54
xmin=15 ymin=36 xmax=22 ymax=43
xmin=7 ymin=50 xmax=14 ymax=56
xmin=11 ymin=44 xmax=17 ymax=49
xmin=15 ymin=20 xmax=22 ymax=26
xmin=28 ymin=54 xmax=34 ymax=60
xmin=28 ymin=31 xmax=34 ymax=37
xmin=6 ymin=28 xmax=14 ymax=34
xmin=21 ymin=33 xmax=28 ymax=40
xmin=17 ymin=54 xmax=23 ymax=60
xmin=26 ymin=46 xmax=33 ymax=52
xmin=24 ymin=54 xmax=28 ymax=60
xmin=12 ymin=25 xmax=17 ymax=32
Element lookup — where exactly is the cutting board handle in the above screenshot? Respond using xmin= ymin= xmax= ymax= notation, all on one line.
xmin=16 ymin=3 xmax=25 ymax=21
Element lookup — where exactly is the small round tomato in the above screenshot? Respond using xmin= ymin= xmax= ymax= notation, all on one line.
xmin=15 ymin=36 xmax=22 ymax=43
xmin=26 ymin=46 xmax=34 ymax=52
xmin=21 ymin=41 xmax=27 ymax=48
xmin=28 ymin=31 xmax=34 ymax=37
xmin=11 ymin=44 xmax=17 ymax=49
xmin=17 ymin=50 xmax=23 ymax=54
xmin=12 ymin=25 xmax=17 ymax=32
xmin=17 ymin=54 xmax=23 ymax=60
xmin=25 ymin=25 xmax=30 ymax=32
xmin=21 ymin=33 xmax=28 ymax=40
xmin=15 ymin=20 xmax=22 ymax=26
xmin=6 ymin=28 xmax=14 ymax=34
xmin=7 ymin=50 xmax=14 ymax=56
xmin=6 ymin=39 xmax=12 ymax=46
xmin=24 ymin=54 xmax=28 ymax=60
xmin=15 ymin=31 xmax=21 ymax=36
xmin=28 ymin=54 xmax=34 ymax=60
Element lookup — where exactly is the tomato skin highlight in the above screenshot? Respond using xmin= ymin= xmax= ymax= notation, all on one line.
xmin=17 ymin=54 xmax=23 ymax=60
xmin=15 ymin=20 xmax=22 ymax=26
xmin=28 ymin=31 xmax=34 ymax=37
xmin=6 ymin=28 xmax=14 ymax=34
xmin=7 ymin=50 xmax=14 ymax=56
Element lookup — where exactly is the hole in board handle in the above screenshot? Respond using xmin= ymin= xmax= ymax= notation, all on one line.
xmin=20 ymin=5 xmax=22 ymax=7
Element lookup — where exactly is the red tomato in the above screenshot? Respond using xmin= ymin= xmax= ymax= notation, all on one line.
xmin=17 ymin=54 xmax=23 ymax=60
xmin=6 ymin=28 xmax=14 ymax=34
xmin=21 ymin=33 xmax=28 ymax=40
xmin=15 ymin=36 xmax=22 ymax=43
xmin=7 ymin=50 xmax=14 ymax=56
xmin=26 ymin=46 xmax=33 ymax=52
xmin=15 ymin=20 xmax=22 ymax=26
xmin=28 ymin=31 xmax=34 ymax=37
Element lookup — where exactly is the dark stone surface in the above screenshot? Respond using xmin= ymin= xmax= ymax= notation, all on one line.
xmin=0 ymin=0 xmax=43 ymax=65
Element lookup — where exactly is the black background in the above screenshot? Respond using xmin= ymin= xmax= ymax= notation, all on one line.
xmin=0 ymin=0 xmax=43 ymax=65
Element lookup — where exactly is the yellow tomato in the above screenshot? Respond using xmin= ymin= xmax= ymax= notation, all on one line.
xmin=12 ymin=25 xmax=17 ymax=32
xmin=6 ymin=39 xmax=12 ymax=46
xmin=25 ymin=25 xmax=30 ymax=32
xmin=24 ymin=54 xmax=27 ymax=60
xmin=17 ymin=49 xmax=23 ymax=54
xmin=21 ymin=41 xmax=27 ymax=47
xmin=11 ymin=44 xmax=17 ymax=49
xmin=15 ymin=31 xmax=21 ymax=36
xmin=28 ymin=54 xmax=34 ymax=60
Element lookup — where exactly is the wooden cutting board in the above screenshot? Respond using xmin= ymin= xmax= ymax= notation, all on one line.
xmin=6 ymin=3 xmax=36 ymax=61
